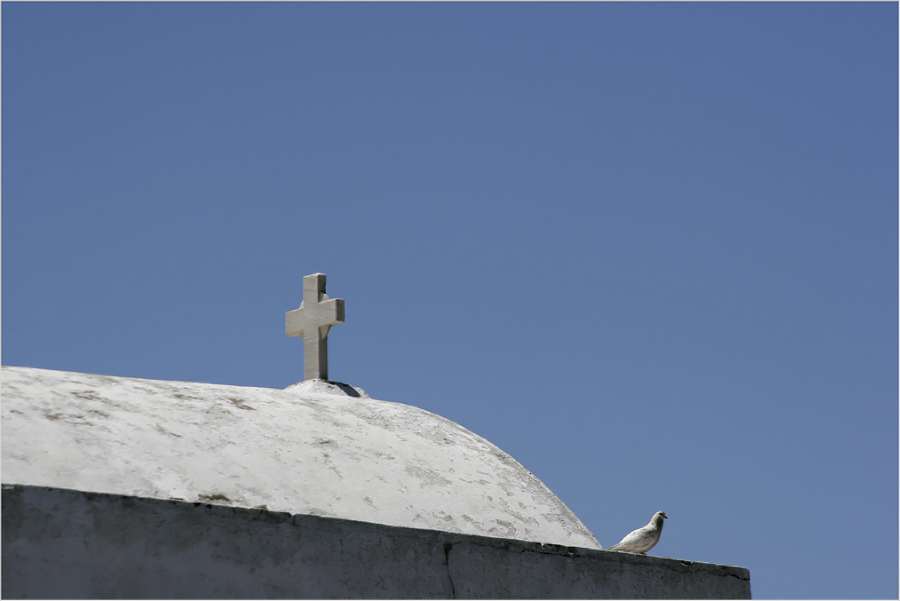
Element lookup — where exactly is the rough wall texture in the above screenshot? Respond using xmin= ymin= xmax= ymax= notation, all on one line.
xmin=2 ymin=485 xmax=750 ymax=599
xmin=1 ymin=366 xmax=600 ymax=549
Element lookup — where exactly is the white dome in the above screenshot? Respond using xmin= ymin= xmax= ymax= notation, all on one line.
xmin=1 ymin=366 xmax=600 ymax=549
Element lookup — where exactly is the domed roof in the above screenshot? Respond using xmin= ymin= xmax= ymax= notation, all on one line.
xmin=1 ymin=366 xmax=601 ymax=549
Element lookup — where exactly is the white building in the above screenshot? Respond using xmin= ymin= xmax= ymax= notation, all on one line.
xmin=1 ymin=275 xmax=750 ymax=598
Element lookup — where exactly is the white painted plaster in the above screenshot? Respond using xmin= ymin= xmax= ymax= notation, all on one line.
xmin=3 ymin=485 xmax=752 ymax=599
xmin=1 ymin=366 xmax=601 ymax=549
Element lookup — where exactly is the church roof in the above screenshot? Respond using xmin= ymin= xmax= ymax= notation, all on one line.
xmin=1 ymin=366 xmax=601 ymax=549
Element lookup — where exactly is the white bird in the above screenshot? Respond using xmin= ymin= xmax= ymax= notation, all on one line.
xmin=606 ymin=511 xmax=668 ymax=555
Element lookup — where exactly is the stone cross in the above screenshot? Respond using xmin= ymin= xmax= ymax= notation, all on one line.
xmin=286 ymin=273 xmax=345 ymax=381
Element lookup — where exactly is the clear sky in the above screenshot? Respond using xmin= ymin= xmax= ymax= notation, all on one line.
xmin=3 ymin=2 xmax=897 ymax=598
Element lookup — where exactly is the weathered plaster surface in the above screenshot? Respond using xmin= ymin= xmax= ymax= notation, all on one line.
xmin=2 ymin=485 xmax=751 ymax=599
xmin=1 ymin=366 xmax=599 ymax=549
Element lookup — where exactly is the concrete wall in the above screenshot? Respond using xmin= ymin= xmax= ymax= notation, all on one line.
xmin=2 ymin=485 xmax=751 ymax=599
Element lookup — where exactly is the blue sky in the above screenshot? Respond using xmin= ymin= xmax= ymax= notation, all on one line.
xmin=3 ymin=2 xmax=897 ymax=598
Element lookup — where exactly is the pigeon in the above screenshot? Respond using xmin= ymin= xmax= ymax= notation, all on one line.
xmin=606 ymin=511 xmax=668 ymax=555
